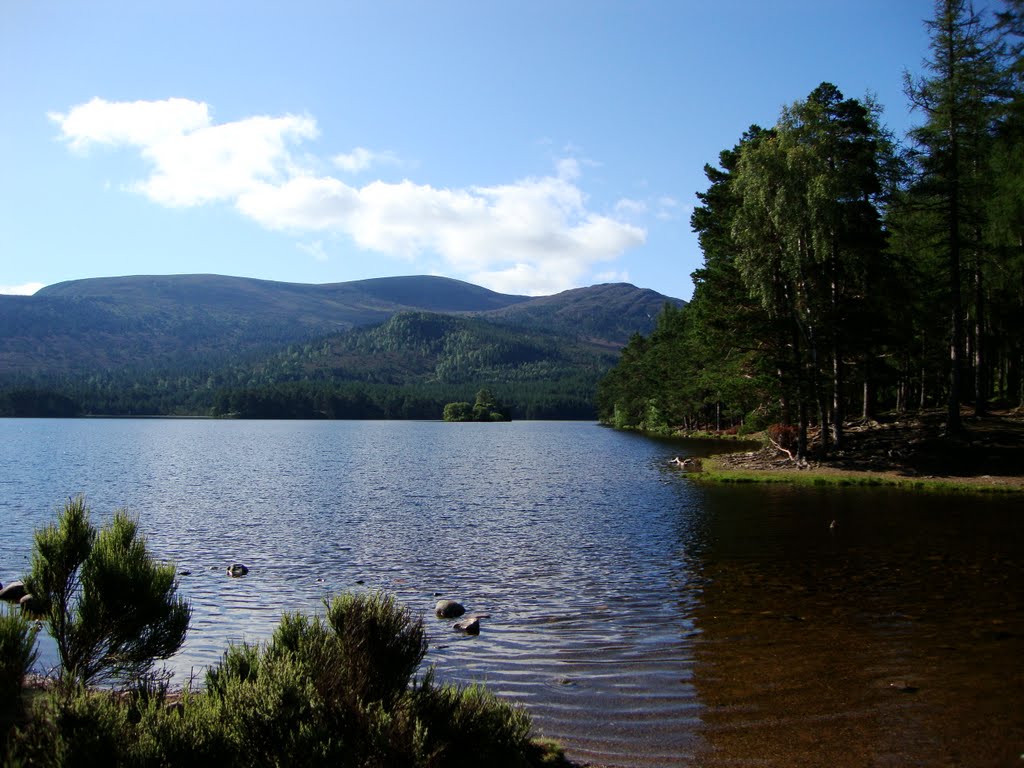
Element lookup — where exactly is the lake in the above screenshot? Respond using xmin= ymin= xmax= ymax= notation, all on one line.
xmin=1 ymin=419 xmax=1021 ymax=766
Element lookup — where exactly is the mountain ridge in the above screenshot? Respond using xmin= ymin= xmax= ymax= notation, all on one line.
xmin=4 ymin=273 xmax=682 ymax=377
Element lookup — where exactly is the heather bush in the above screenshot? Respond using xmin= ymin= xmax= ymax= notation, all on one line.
xmin=0 ymin=604 xmax=39 ymax=745
xmin=5 ymin=589 xmax=563 ymax=767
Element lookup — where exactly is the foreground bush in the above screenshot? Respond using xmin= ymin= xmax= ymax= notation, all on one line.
xmin=5 ymin=590 xmax=566 ymax=767
xmin=25 ymin=496 xmax=191 ymax=689
xmin=1 ymin=604 xmax=39 ymax=745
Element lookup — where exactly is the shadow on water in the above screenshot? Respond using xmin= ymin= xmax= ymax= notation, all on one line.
xmin=684 ymin=483 xmax=1024 ymax=767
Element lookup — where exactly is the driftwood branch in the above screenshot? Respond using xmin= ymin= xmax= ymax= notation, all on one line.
xmin=767 ymin=436 xmax=808 ymax=469
xmin=767 ymin=435 xmax=794 ymax=460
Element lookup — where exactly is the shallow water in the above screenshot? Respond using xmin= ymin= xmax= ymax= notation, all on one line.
xmin=1 ymin=419 xmax=1021 ymax=766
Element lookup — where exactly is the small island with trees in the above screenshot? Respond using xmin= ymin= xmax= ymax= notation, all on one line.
xmin=443 ymin=388 xmax=511 ymax=422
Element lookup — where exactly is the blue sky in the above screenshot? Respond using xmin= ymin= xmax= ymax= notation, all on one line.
xmin=1 ymin=1 xmax=938 ymax=300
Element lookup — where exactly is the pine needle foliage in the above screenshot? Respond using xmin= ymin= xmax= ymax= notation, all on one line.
xmin=0 ymin=604 xmax=39 ymax=737
xmin=25 ymin=496 xmax=190 ymax=689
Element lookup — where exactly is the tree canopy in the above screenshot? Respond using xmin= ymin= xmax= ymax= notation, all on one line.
xmin=600 ymin=0 xmax=1024 ymax=451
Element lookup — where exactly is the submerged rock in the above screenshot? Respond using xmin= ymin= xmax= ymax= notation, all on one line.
xmin=435 ymin=599 xmax=465 ymax=618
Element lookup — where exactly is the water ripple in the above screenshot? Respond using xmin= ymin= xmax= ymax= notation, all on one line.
xmin=2 ymin=420 xmax=1022 ymax=767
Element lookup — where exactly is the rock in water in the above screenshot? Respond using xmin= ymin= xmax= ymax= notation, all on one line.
xmin=453 ymin=616 xmax=480 ymax=634
xmin=435 ymin=599 xmax=465 ymax=618
xmin=0 ymin=581 xmax=27 ymax=603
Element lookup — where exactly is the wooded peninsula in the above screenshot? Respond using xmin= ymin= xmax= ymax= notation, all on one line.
xmin=598 ymin=1 xmax=1023 ymax=485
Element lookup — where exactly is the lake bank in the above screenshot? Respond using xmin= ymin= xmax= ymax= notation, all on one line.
xmin=676 ymin=410 xmax=1024 ymax=494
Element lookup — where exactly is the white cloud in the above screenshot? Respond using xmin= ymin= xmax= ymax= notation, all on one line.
xmin=49 ymin=97 xmax=212 ymax=151
xmin=0 ymin=282 xmax=45 ymax=296
xmin=297 ymin=240 xmax=329 ymax=262
xmin=655 ymin=195 xmax=689 ymax=221
xmin=614 ymin=198 xmax=647 ymax=217
xmin=137 ymin=114 xmax=317 ymax=207
xmin=556 ymin=157 xmax=581 ymax=181
xmin=333 ymin=147 xmax=399 ymax=173
xmin=235 ymin=173 xmax=645 ymax=294
xmin=51 ymin=98 xmax=316 ymax=207
xmin=53 ymin=98 xmax=647 ymax=295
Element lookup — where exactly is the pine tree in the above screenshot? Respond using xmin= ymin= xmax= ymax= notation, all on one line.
xmin=904 ymin=0 xmax=1005 ymax=426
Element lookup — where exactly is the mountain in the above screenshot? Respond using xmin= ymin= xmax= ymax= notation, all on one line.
xmin=488 ymin=283 xmax=675 ymax=346
xmin=205 ymin=310 xmax=624 ymax=419
xmin=2 ymin=274 xmax=681 ymax=377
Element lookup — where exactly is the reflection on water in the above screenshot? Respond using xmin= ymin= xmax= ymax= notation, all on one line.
xmin=0 ymin=421 xmax=1021 ymax=766
xmin=689 ymin=485 xmax=1024 ymax=768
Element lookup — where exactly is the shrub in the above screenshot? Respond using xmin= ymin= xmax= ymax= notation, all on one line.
xmin=4 ymin=687 xmax=126 ymax=768
xmin=6 ymin=590 xmax=555 ymax=767
xmin=25 ymin=496 xmax=191 ymax=688
xmin=0 ymin=604 xmax=39 ymax=740
xmin=322 ymin=591 xmax=426 ymax=707
xmin=409 ymin=670 xmax=535 ymax=767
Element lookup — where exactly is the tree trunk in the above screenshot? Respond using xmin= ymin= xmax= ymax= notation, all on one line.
xmin=974 ymin=264 xmax=986 ymax=415
xmin=862 ymin=357 xmax=875 ymax=420
xmin=946 ymin=17 xmax=964 ymax=434
xmin=832 ymin=339 xmax=844 ymax=449
xmin=792 ymin=323 xmax=808 ymax=459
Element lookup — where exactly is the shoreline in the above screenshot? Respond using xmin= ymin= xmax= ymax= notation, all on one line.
xmin=667 ymin=410 xmax=1024 ymax=495
xmin=693 ymin=455 xmax=1024 ymax=494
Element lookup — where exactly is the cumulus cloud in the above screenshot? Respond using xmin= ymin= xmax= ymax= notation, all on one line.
xmin=52 ymin=98 xmax=647 ymax=295
xmin=0 ymin=282 xmax=45 ymax=296
xmin=49 ymin=97 xmax=211 ymax=151
xmin=333 ymin=147 xmax=399 ymax=173
xmin=50 ymin=98 xmax=316 ymax=207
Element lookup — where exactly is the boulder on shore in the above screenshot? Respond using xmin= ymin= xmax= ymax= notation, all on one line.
xmin=435 ymin=599 xmax=465 ymax=618
xmin=0 ymin=580 xmax=27 ymax=603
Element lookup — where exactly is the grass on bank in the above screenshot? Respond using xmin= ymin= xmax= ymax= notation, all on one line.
xmin=695 ymin=456 xmax=1024 ymax=494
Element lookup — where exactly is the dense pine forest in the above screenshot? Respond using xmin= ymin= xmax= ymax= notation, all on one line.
xmin=1 ymin=275 xmax=679 ymax=420
xmin=598 ymin=0 xmax=1024 ymax=457
xmin=0 ymin=311 xmax=619 ymax=420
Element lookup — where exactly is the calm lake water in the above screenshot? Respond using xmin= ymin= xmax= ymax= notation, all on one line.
xmin=1 ymin=419 xmax=1021 ymax=766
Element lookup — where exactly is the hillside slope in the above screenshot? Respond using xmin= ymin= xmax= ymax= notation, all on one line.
xmin=2 ymin=274 xmax=679 ymax=376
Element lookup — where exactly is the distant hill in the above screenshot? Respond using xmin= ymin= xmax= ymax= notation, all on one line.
xmin=488 ymin=283 xmax=676 ymax=345
xmin=0 ymin=273 xmax=683 ymax=418
xmin=2 ymin=274 xmax=681 ymax=376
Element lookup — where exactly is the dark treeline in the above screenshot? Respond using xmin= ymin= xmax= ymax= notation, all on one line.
xmin=0 ymin=311 xmax=613 ymax=420
xmin=599 ymin=0 xmax=1024 ymax=456
xmin=0 ymin=372 xmax=602 ymax=421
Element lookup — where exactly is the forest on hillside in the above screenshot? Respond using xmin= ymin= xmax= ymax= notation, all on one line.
xmin=598 ymin=0 xmax=1024 ymax=457
xmin=0 ymin=311 xmax=615 ymax=420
